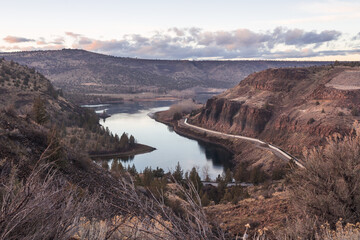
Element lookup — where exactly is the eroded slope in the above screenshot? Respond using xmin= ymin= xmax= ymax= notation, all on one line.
xmin=190 ymin=65 xmax=360 ymax=156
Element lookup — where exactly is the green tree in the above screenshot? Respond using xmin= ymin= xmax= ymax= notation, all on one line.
xmin=153 ymin=167 xmax=165 ymax=178
xmin=142 ymin=167 xmax=154 ymax=186
xmin=119 ymin=132 xmax=129 ymax=149
xmin=234 ymin=162 xmax=250 ymax=183
xmin=224 ymin=168 xmax=233 ymax=183
xmin=173 ymin=162 xmax=183 ymax=182
xmin=127 ymin=164 xmax=137 ymax=176
xmin=32 ymin=96 xmax=48 ymax=125
xmin=129 ymin=135 xmax=135 ymax=146
xmin=188 ymin=167 xmax=202 ymax=192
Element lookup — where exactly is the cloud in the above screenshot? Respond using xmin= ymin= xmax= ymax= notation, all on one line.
xmin=1 ymin=27 xmax=357 ymax=60
xmin=52 ymin=37 xmax=65 ymax=45
xmin=70 ymin=27 xmax=347 ymax=59
xmin=353 ymin=32 xmax=360 ymax=40
xmin=273 ymin=28 xmax=341 ymax=46
xmin=35 ymin=37 xmax=64 ymax=45
xmin=3 ymin=35 xmax=35 ymax=43
xmin=65 ymin=32 xmax=82 ymax=38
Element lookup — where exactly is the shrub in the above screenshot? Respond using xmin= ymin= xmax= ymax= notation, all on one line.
xmin=351 ymin=108 xmax=359 ymax=116
xmin=271 ymin=165 xmax=288 ymax=180
xmin=0 ymin=159 xmax=98 ymax=240
xmin=70 ymin=136 xmax=77 ymax=144
xmin=221 ymin=185 xmax=249 ymax=204
xmin=263 ymin=101 xmax=271 ymax=110
xmin=338 ymin=111 xmax=345 ymax=116
xmin=249 ymin=166 xmax=268 ymax=184
xmin=307 ymin=118 xmax=315 ymax=124
xmin=317 ymin=221 xmax=360 ymax=240
xmin=287 ymin=122 xmax=360 ymax=236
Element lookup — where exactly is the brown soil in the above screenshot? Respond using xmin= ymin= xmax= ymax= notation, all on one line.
xmin=206 ymin=190 xmax=291 ymax=238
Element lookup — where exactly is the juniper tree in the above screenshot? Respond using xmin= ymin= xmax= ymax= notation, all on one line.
xmin=32 ymin=96 xmax=48 ymax=125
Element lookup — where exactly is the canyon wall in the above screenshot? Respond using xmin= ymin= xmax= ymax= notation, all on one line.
xmin=190 ymin=65 xmax=360 ymax=156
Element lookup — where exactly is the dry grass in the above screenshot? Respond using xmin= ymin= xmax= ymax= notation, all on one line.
xmin=286 ymin=121 xmax=360 ymax=238
xmin=160 ymin=99 xmax=202 ymax=120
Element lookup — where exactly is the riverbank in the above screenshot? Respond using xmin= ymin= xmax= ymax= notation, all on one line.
xmin=153 ymin=110 xmax=287 ymax=174
xmin=89 ymin=144 xmax=156 ymax=159
xmin=153 ymin=111 xmax=236 ymax=156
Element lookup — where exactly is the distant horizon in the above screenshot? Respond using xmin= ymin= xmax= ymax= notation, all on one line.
xmin=0 ymin=0 xmax=360 ymax=61
xmin=0 ymin=48 xmax=343 ymax=62
xmin=1 ymin=0 xmax=359 ymax=62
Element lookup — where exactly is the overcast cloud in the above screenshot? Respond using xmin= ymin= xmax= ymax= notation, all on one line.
xmin=3 ymin=36 xmax=35 ymax=43
xmin=0 ymin=27 xmax=358 ymax=60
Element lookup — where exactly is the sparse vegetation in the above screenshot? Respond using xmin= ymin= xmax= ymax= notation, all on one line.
xmin=286 ymin=122 xmax=360 ymax=238
xmin=166 ymin=99 xmax=203 ymax=120
xmin=0 ymin=50 xmax=329 ymax=95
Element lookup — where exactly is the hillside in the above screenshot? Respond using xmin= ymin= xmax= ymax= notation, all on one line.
xmin=189 ymin=64 xmax=360 ymax=157
xmin=0 ymin=49 xmax=329 ymax=94
xmin=0 ymin=59 xmax=152 ymax=186
xmin=0 ymin=59 xmax=234 ymax=239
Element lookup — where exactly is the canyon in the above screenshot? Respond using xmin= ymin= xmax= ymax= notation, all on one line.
xmin=189 ymin=64 xmax=360 ymax=158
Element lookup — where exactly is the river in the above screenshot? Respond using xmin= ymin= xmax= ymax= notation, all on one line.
xmin=86 ymin=101 xmax=233 ymax=179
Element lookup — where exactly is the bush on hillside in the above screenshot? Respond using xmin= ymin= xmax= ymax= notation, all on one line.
xmin=287 ymin=122 xmax=360 ymax=238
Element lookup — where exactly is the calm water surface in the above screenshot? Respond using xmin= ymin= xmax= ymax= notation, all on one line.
xmin=90 ymin=101 xmax=233 ymax=179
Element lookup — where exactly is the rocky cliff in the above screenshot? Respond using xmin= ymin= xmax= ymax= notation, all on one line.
xmin=190 ymin=65 xmax=360 ymax=156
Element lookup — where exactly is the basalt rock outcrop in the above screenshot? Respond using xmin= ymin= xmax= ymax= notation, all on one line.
xmin=190 ymin=65 xmax=360 ymax=156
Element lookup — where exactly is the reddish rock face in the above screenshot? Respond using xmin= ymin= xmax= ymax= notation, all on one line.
xmin=197 ymin=98 xmax=272 ymax=137
xmin=191 ymin=65 xmax=360 ymax=156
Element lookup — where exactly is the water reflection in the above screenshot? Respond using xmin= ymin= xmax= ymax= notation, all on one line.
xmin=90 ymin=101 xmax=233 ymax=179
xmin=197 ymin=141 xmax=234 ymax=170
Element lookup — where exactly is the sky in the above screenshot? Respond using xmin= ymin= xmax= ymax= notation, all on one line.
xmin=0 ymin=0 xmax=359 ymax=60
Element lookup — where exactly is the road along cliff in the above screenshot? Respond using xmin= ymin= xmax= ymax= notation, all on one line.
xmin=189 ymin=65 xmax=360 ymax=159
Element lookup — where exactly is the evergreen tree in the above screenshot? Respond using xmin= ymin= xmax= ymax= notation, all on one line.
xmin=119 ymin=132 xmax=129 ymax=149
xmin=153 ymin=167 xmax=165 ymax=178
xmin=172 ymin=162 xmax=183 ymax=182
xmin=234 ymin=162 xmax=250 ymax=183
xmin=224 ymin=168 xmax=233 ymax=183
xmin=142 ymin=167 xmax=154 ymax=186
xmin=129 ymin=135 xmax=135 ymax=146
xmin=189 ymin=167 xmax=202 ymax=192
xmin=32 ymin=96 xmax=48 ymax=125
xmin=127 ymin=164 xmax=137 ymax=176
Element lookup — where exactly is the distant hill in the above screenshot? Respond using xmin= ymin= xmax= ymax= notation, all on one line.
xmin=0 ymin=49 xmax=330 ymax=94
